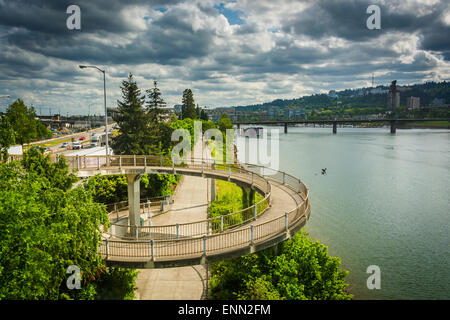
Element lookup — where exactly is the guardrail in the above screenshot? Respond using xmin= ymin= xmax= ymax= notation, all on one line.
xmin=98 ymin=166 xmax=309 ymax=263
xmin=7 ymin=153 xmax=309 ymax=264
xmin=103 ymin=159 xmax=271 ymax=240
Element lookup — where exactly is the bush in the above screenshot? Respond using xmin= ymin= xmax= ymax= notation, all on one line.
xmin=210 ymin=231 xmax=353 ymax=300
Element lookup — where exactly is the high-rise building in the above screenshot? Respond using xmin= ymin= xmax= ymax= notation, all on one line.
xmin=407 ymin=97 xmax=420 ymax=110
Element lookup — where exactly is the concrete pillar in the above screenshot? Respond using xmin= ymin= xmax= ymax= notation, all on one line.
xmin=390 ymin=120 xmax=396 ymax=134
xmin=333 ymin=122 xmax=337 ymax=134
xmin=210 ymin=178 xmax=216 ymax=202
xmin=126 ymin=174 xmax=141 ymax=237
xmin=284 ymin=123 xmax=288 ymax=134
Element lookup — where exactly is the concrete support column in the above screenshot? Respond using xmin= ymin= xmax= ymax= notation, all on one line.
xmin=210 ymin=178 xmax=216 ymax=202
xmin=333 ymin=122 xmax=337 ymax=134
xmin=390 ymin=120 xmax=396 ymax=134
xmin=242 ymin=186 xmax=255 ymax=208
xmin=126 ymin=174 xmax=141 ymax=237
xmin=284 ymin=123 xmax=288 ymax=134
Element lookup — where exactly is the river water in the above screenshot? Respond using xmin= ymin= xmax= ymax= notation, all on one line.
xmin=235 ymin=126 xmax=449 ymax=300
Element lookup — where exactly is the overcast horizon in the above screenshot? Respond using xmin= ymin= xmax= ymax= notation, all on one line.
xmin=1 ymin=0 xmax=450 ymax=115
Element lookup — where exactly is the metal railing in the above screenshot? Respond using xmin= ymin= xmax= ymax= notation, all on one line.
xmin=98 ymin=167 xmax=309 ymax=262
xmin=8 ymin=154 xmax=310 ymax=262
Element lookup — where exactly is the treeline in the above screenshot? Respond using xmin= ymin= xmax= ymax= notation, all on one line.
xmin=233 ymin=80 xmax=450 ymax=113
xmin=0 ymin=99 xmax=52 ymax=159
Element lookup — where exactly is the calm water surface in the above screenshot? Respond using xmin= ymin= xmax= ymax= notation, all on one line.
xmin=236 ymin=126 xmax=449 ymax=300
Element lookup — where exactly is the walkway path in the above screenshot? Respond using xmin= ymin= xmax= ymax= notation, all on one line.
xmin=135 ymin=138 xmax=211 ymax=300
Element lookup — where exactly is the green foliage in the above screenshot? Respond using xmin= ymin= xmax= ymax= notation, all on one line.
xmin=0 ymin=160 xmax=109 ymax=299
xmin=169 ymin=118 xmax=195 ymax=147
xmin=181 ymin=88 xmax=197 ymax=119
xmin=84 ymin=174 xmax=128 ymax=204
xmin=217 ymin=113 xmax=234 ymax=133
xmin=200 ymin=108 xmax=209 ymax=121
xmin=94 ymin=268 xmax=139 ymax=300
xmin=210 ymin=231 xmax=352 ymax=300
xmin=85 ymin=173 xmax=180 ymax=205
xmin=146 ymin=80 xmax=166 ymax=121
xmin=0 ymin=115 xmax=15 ymax=161
xmin=21 ymin=148 xmax=78 ymax=191
xmin=112 ymin=74 xmax=173 ymax=155
xmin=0 ymin=153 xmax=139 ymax=300
xmin=5 ymin=99 xmax=51 ymax=145
xmin=201 ymin=119 xmax=216 ymax=132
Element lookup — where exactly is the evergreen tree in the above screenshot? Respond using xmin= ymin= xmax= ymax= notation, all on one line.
xmin=200 ymin=108 xmax=209 ymax=121
xmin=111 ymin=73 xmax=149 ymax=155
xmin=112 ymin=74 xmax=172 ymax=155
xmin=181 ymin=89 xmax=197 ymax=120
xmin=146 ymin=80 xmax=166 ymax=122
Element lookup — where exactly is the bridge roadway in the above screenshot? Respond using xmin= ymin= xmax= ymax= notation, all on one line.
xmin=233 ymin=117 xmax=450 ymax=134
xmin=8 ymin=153 xmax=310 ymax=269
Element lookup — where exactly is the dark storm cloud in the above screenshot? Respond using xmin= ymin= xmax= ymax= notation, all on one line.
xmin=0 ymin=0 xmax=182 ymax=35
xmin=0 ymin=0 xmax=448 ymax=111
xmin=282 ymin=0 xmax=450 ymax=59
xmin=0 ymin=1 xmax=213 ymax=65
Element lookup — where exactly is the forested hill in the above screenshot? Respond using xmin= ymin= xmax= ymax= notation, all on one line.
xmin=232 ymin=81 xmax=450 ymax=111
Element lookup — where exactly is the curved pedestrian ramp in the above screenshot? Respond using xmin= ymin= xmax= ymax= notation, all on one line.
xmin=8 ymin=154 xmax=311 ymax=268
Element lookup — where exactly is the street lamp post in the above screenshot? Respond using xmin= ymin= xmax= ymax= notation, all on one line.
xmin=79 ymin=65 xmax=109 ymax=156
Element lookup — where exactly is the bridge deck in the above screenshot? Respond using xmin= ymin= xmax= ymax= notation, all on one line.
xmin=8 ymin=153 xmax=310 ymax=268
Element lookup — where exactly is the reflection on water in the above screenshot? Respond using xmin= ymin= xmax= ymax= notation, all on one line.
xmin=236 ymin=126 xmax=450 ymax=300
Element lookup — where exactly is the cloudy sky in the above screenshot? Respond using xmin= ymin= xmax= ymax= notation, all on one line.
xmin=0 ymin=0 xmax=449 ymax=115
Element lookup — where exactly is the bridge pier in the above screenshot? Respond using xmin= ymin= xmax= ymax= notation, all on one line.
xmin=242 ymin=186 xmax=255 ymax=208
xmin=210 ymin=178 xmax=216 ymax=202
xmin=126 ymin=174 xmax=141 ymax=237
xmin=390 ymin=121 xmax=396 ymax=134
xmin=284 ymin=123 xmax=288 ymax=134
xmin=333 ymin=122 xmax=337 ymax=134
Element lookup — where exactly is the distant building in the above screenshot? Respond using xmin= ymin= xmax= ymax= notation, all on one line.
xmin=431 ymin=98 xmax=446 ymax=107
xmin=283 ymin=108 xmax=294 ymax=120
xmin=369 ymin=87 xmax=389 ymax=95
xmin=267 ymin=107 xmax=280 ymax=119
xmin=407 ymin=96 xmax=420 ymax=110
xmin=387 ymin=81 xmax=400 ymax=109
xmin=294 ymin=109 xmax=306 ymax=119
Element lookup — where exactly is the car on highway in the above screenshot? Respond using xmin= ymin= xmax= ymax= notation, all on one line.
xmin=79 ymin=136 xmax=86 ymax=141
xmin=72 ymin=141 xmax=83 ymax=150
xmin=61 ymin=142 xmax=69 ymax=148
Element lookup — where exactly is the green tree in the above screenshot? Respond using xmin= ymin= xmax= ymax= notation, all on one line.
xmin=210 ymin=231 xmax=352 ymax=300
xmin=0 ymin=116 xmax=15 ymax=161
xmin=181 ymin=89 xmax=197 ymax=120
xmin=146 ymin=80 xmax=166 ymax=122
xmin=6 ymin=99 xmax=37 ymax=145
xmin=0 ymin=153 xmax=138 ymax=299
xmin=200 ymin=108 xmax=209 ymax=121
xmin=21 ymin=148 xmax=78 ymax=191
xmin=217 ymin=113 xmax=233 ymax=133
xmin=111 ymin=73 xmax=149 ymax=155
